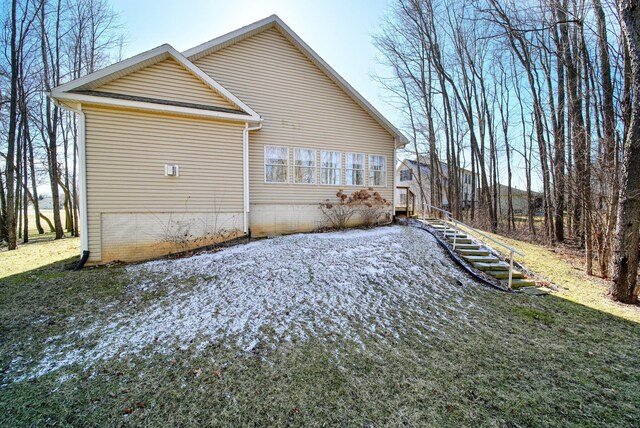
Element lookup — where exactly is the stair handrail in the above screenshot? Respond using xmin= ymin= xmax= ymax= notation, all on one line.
xmin=446 ymin=217 xmax=525 ymax=258
xmin=421 ymin=202 xmax=525 ymax=290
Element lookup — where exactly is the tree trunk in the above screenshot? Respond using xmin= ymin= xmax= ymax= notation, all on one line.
xmin=611 ymin=0 xmax=640 ymax=304
xmin=5 ymin=0 xmax=19 ymax=250
xmin=40 ymin=0 xmax=64 ymax=239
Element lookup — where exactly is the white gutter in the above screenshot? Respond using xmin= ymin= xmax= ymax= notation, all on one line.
xmin=54 ymin=100 xmax=89 ymax=254
xmin=51 ymin=92 xmax=260 ymax=123
xmin=242 ymin=122 xmax=263 ymax=233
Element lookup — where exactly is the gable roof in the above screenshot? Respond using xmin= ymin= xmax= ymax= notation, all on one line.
xmin=183 ymin=15 xmax=407 ymax=147
xmin=50 ymin=44 xmax=260 ymax=122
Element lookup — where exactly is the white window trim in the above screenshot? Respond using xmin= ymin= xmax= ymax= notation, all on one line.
xmin=320 ymin=150 xmax=342 ymax=186
xmin=294 ymin=147 xmax=317 ymax=185
xmin=264 ymin=145 xmax=289 ymax=184
xmin=368 ymin=154 xmax=387 ymax=187
xmin=345 ymin=152 xmax=365 ymax=187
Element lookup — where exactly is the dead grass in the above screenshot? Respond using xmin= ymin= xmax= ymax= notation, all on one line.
xmin=0 ymin=236 xmax=80 ymax=279
xmin=1 ymin=228 xmax=639 ymax=427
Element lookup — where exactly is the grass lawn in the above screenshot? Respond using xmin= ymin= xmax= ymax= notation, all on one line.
xmin=457 ymin=223 xmax=640 ymax=324
xmin=1 ymin=225 xmax=639 ymax=427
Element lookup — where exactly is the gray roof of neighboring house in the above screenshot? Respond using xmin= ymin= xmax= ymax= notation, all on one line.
xmin=497 ymin=184 xmax=543 ymax=198
xmin=401 ymin=158 xmax=475 ymax=177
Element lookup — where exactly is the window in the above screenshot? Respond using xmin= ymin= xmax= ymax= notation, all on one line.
xmin=368 ymin=155 xmax=386 ymax=186
xmin=346 ymin=153 xmax=364 ymax=186
xmin=320 ymin=151 xmax=341 ymax=185
xmin=400 ymin=193 xmax=407 ymax=206
xmin=265 ymin=146 xmax=288 ymax=183
xmin=294 ymin=148 xmax=316 ymax=184
xmin=400 ymin=169 xmax=412 ymax=182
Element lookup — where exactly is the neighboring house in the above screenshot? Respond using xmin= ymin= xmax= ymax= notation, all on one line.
xmin=395 ymin=158 xmax=478 ymax=214
xmin=50 ymin=15 xmax=406 ymax=264
xmin=395 ymin=157 xmax=543 ymax=218
xmin=496 ymin=184 xmax=543 ymax=216
xmin=35 ymin=195 xmax=55 ymax=210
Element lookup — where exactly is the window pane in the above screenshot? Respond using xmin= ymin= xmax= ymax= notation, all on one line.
xmin=265 ymin=146 xmax=288 ymax=183
xmin=295 ymin=148 xmax=315 ymax=167
xmin=321 ymin=167 xmax=340 ymax=185
xmin=369 ymin=171 xmax=385 ymax=186
xmin=266 ymin=146 xmax=287 ymax=165
xmin=295 ymin=166 xmax=315 ymax=184
xmin=346 ymin=153 xmax=364 ymax=169
xmin=369 ymin=155 xmax=385 ymax=171
xmin=266 ymin=165 xmax=287 ymax=183
xmin=346 ymin=169 xmax=364 ymax=186
xmin=320 ymin=151 xmax=340 ymax=185
xmin=294 ymin=148 xmax=316 ymax=184
xmin=368 ymin=155 xmax=386 ymax=186
xmin=321 ymin=151 xmax=341 ymax=169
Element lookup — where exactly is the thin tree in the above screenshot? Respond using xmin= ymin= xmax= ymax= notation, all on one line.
xmin=611 ymin=0 xmax=640 ymax=304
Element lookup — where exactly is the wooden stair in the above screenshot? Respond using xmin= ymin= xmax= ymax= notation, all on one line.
xmin=421 ymin=218 xmax=536 ymax=289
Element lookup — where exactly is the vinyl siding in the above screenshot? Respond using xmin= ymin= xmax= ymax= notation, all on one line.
xmin=94 ymin=58 xmax=238 ymax=110
xmin=193 ymin=27 xmax=396 ymax=207
xmin=83 ymin=105 xmax=245 ymax=262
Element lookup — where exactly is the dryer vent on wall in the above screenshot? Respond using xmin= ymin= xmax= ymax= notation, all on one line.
xmin=164 ymin=164 xmax=180 ymax=177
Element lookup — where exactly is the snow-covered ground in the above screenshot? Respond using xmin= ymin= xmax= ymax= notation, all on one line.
xmin=18 ymin=225 xmax=483 ymax=381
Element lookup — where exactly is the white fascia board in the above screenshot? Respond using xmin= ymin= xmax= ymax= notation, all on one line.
xmin=51 ymin=44 xmax=173 ymax=95
xmin=183 ymin=15 xmax=279 ymax=60
xmin=183 ymin=15 xmax=408 ymax=145
xmin=50 ymin=44 xmax=260 ymax=121
xmin=53 ymin=92 xmax=260 ymax=123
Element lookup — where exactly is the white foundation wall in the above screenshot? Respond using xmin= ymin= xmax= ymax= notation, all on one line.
xmin=100 ymin=212 xmax=244 ymax=263
xmin=249 ymin=204 xmax=391 ymax=237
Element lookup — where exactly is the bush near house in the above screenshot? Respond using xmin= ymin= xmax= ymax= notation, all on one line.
xmin=319 ymin=187 xmax=391 ymax=229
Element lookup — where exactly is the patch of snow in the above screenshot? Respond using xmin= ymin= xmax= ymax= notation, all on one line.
xmin=13 ymin=225 xmax=484 ymax=382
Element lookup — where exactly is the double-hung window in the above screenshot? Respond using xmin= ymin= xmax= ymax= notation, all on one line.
xmin=320 ymin=151 xmax=341 ymax=185
xmin=400 ymin=169 xmax=412 ymax=182
xmin=345 ymin=153 xmax=364 ymax=186
xmin=368 ymin=155 xmax=387 ymax=186
xmin=265 ymin=146 xmax=289 ymax=183
xmin=294 ymin=148 xmax=316 ymax=184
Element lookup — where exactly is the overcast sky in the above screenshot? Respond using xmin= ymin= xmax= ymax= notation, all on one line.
xmin=110 ymin=0 xmax=398 ymax=124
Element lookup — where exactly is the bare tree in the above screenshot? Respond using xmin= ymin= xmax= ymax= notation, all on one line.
xmin=611 ymin=0 xmax=640 ymax=304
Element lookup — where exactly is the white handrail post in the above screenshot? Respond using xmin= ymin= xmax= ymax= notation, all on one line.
xmin=508 ymin=250 xmax=514 ymax=290
xmin=452 ymin=216 xmax=458 ymax=250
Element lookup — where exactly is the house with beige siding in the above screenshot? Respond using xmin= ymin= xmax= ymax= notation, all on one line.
xmin=49 ymin=15 xmax=406 ymax=264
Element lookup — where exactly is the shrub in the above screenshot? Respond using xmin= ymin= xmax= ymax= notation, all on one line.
xmin=319 ymin=189 xmax=357 ymax=229
xmin=319 ymin=188 xmax=391 ymax=229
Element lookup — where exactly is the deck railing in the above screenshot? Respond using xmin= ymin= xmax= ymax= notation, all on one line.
xmin=421 ymin=204 xmax=525 ymax=290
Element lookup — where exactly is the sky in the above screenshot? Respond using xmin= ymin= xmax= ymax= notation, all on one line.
xmin=109 ymin=0 xmax=398 ymax=124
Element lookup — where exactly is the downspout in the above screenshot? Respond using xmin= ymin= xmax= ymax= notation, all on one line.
xmin=242 ymin=122 xmax=262 ymax=234
xmin=393 ymin=138 xmax=398 ymax=217
xmin=53 ymin=99 xmax=90 ymax=269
